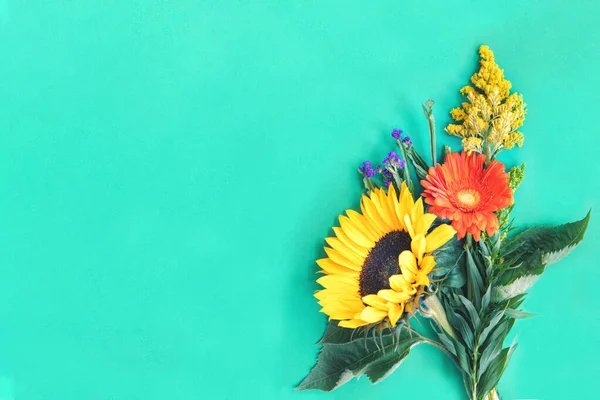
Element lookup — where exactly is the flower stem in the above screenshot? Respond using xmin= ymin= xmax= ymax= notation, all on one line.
xmin=422 ymin=100 xmax=437 ymax=165
xmin=397 ymin=140 xmax=414 ymax=193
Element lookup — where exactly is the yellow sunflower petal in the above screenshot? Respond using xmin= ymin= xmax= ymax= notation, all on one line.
xmin=388 ymin=303 xmax=404 ymax=327
xmin=359 ymin=306 xmax=388 ymax=323
xmin=321 ymin=307 xmax=359 ymax=320
xmin=325 ymin=237 xmax=364 ymax=260
xmin=347 ymin=209 xmax=382 ymax=238
xmin=414 ymin=271 xmax=430 ymax=287
xmin=377 ymin=289 xmax=414 ymax=303
xmin=316 ymin=275 xmax=358 ymax=291
xmin=315 ymin=290 xmax=360 ymax=302
xmin=415 ymin=213 xmax=437 ymax=236
xmin=399 ymin=250 xmax=418 ymax=275
xmin=362 ymin=294 xmax=392 ymax=311
xmin=398 ymin=182 xmax=415 ymax=221
xmin=411 ymin=197 xmax=425 ymax=222
xmin=339 ymin=215 xmax=376 ymax=247
xmin=324 ymin=247 xmax=363 ymax=271
xmin=374 ymin=189 xmax=395 ymax=230
xmin=339 ymin=319 xmax=370 ymax=328
xmin=425 ymin=224 xmax=456 ymax=253
xmin=404 ymin=214 xmax=415 ymax=238
xmin=361 ymin=194 xmax=392 ymax=233
xmin=419 ymin=256 xmax=436 ymax=274
xmin=323 ymin=248 xmax=361 ymax=271
xmin=411 ymin=234 xmax=426 ymax=262
xmin=386 ymin=184 xmax=403 ymax=230
xmin=389 ymin=274 xmax=416 ymax=293
xmin=333 ymin=227 xmax=369 ymax=258
xmin=316 ymin=258 xmax=359 ymax=276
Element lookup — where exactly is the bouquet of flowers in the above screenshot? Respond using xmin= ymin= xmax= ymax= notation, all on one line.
xmin=297 ymin=46 xmax=590 ymax=400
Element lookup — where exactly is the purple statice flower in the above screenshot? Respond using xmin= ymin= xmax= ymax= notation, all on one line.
xmin=382 ymin=152 xmax=402 ymax=169
xmin=384 ymin=180 xmax=392 ymax=186
xmin=391 ymin=128 xmax=403 ymax=140
xmin=398 ymin=159 xmax=406 ymax=169
xmin=402 ymin=135 xmax=413 ymax=148
xmin=358 ymin=161 xmax=376 ymax=178
xmin=381 ymin=169 xmax=393 ymax=179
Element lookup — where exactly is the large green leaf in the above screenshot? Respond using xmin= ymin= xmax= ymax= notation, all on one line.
xmin=297 ymin=326 xmax=424 ymax=391
xmin=431 ymin=236 xmax=466 ymax=289
xmin=317 ymin=321 xmax=357 ymax=345
xmin=364 ymin=349 xmax=411 ymax=383
xmin=493 ymin=211 xmax=590 ymax=301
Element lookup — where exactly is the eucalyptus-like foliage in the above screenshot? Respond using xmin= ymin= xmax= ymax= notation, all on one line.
xmin=433 ymin=212 xmax=590 ymax=400
xmin=297 ymin=322 xmax=429 ymax=391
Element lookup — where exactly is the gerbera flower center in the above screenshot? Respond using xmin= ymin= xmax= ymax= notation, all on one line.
xmin=359 ymin=230 xmax=412 ymax=297
xmin=457 ymin=189 xmax=481 ymax=208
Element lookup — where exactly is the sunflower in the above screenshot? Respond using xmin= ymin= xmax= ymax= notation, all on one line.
xmin=315 ymin=183 xmax=456 ymax=329
xmin=421 ymin=152 xmax=513 ymax=241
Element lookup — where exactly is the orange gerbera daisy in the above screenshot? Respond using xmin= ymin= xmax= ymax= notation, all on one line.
xmin=421 ymin=152 xmax=513 ymax=241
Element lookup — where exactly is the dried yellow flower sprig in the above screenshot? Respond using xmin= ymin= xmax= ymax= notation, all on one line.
xmin=446 ymin=45 xmax=526 ymax=159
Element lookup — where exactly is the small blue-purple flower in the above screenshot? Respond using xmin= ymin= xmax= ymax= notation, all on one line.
xmin=358 ymin=161 xmax=376 ymax=178
xmin=381 ymin=169 xmax=393 ymax=179
xmin=384 ymin=180 xmax=392 ymax=186
xmin=382 ymin=151 xmax=403 ymax=169
xmin=402 ymin=135 xmax=413 ymax=148
xmin=391 ymin=128 xmax=403 ymax=140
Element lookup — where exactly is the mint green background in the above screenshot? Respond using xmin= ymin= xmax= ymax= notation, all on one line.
xmin=0 ymin=1 xmax=598 ymax=399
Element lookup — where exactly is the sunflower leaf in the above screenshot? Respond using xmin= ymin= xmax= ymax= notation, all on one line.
xmin=317 ymin=321 xmax=360 ymax=345
xmin=297 ymin=326 xmax=424 ymax=391
xmin=494 ymin=211 xmax=590 ymax=300
xmin=364 ymin=349 xmax=411 ymax=383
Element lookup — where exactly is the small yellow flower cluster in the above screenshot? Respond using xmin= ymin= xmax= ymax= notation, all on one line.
xmin=446 ymin=46 xmax=526 ymax=157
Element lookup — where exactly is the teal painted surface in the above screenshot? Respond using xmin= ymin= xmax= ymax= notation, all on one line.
xmin=0 ymin=1 xmax=598 ymax=399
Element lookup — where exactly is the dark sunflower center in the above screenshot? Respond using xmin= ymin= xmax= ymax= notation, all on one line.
xmin=359 ymin=230 xmax=412 ymax=297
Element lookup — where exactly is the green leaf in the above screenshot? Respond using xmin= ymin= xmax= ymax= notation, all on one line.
xmin=504 ymin=308 xmax=536 ymax=319
xmin=481 ymin=285 xmax=491 ymax=311
xmin=494 ymin=211 xmax=590 ymax=299
xmin=431 ymin=236 xmax=466 ymax=289
xmin=478 ymin=311 xmax=504 ymax=346
xmin=407 ymin=147 xmax=429 ymax=181
xmin=364 ymin=349 xmax=410 ymax=383
xmin=454 ymin=340 xmax=471 ymax=373
xmin=297 ymin=326 xmax=424 ymax=391
xmin=458 ymin=295 xmax=481 ymax=331
xmin=436 ymin=331 xmax=457 ymax=356
xmin=478 ymin=344 xmax=517 ymax=398
xmin=492 ymin=274 xmax=539 ymax=302
xmin=449 ymin=312 xmax=474 ymax=350
xmin=466 ymin=248 xmax=484 ymax=307
xmin=318 ymin=321 xmax=359 ymax=345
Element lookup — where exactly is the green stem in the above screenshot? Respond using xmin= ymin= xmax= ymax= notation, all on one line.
xmin=408 ymin=326 xmax=458 ymax=363
xmin=466 ymin=233 xmax=474 ymax=301
xmin=422 ymin=100 xmax=437 ymax=165
xmin=471 ymin=341 xmax=480 ymax=400
xmin=427 ymin=113 xmax=436 ymax=165
xmin=422 ymin=337 xmax=457 ymax=360
xmin=398 ymin=141 xmax=414 ymax=193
